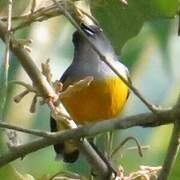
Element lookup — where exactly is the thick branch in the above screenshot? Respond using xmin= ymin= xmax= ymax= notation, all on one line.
xmin=0 ymin=19 xmax=110 ymax=178
xmin=0 ymin=108 xmax=178 ymax=167
xmin=0 ymin=109 xmax=176 ymax=139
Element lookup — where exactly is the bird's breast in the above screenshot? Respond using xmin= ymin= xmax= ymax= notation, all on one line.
xmin=61 ymin=77 xmax=128 ymax=124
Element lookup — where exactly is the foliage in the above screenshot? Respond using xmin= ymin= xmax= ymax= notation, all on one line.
xmin=91 ymin=0 xmax=178 ymax=52
xmin=0 ymin=0 xmax=179 ymax=179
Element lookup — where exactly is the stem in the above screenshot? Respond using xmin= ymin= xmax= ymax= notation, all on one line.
xmin=0 ymin=120 xmax=52 ymax=138
xmin=0 ymin=0 xmax=12 ymax=118
xmin=158 ymin=121 xmax=180 ymax=180
xmin=111 ymin=136 xmax=143 ymax=158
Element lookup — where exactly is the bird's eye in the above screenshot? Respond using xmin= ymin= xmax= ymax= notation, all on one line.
xmin=81 ymin=23 xmax=97 ymax=36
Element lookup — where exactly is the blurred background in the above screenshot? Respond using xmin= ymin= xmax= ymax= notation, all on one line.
xmin=0 ymin=0 xmax=179 ymax=179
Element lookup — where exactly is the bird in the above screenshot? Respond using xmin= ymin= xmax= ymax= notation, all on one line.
xmin=50 ymin=23 xmax=130 ymax=163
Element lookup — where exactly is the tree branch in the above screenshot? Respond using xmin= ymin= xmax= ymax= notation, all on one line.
xmin=0 ymin=18 xmax=110 ymax=178
xmin=158 ymin=97 xmax=180 ymax=180
xmin=12 ymin=3 xmax=63 ymax=32
xmin=0 ymin=20 xmax=56 ymax=99
xmin=51 ymin=0 xmax=158 ymax=114
xmin=0 ymin=109 xmax=175 ymax=138
xmin=0 ymin=1 xmax=67 ymax=32
xmin=0 ymin=107 xmax=178 ymax=167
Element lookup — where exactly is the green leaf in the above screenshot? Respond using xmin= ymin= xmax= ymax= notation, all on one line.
xmin=91 ymin=0 xmax=178 ymax=52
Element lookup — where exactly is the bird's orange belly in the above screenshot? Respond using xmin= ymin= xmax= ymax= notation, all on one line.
xmin=61 ymin=78 xmax=128 ymax=124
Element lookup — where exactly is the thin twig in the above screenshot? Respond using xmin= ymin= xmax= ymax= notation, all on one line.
xmin=48 ymin=170 xmax=84 ymax=180
xmin=0 ymin=0 xmax=12 ymax=118
xmin=111 ymin=136 xmax=143 ymax=158
xmin=0 ymin=0 xmax=174 ymax=33
xmin=9 ymin=80 xmax=37 ymax=93
xmin=51 ymin=0 xmax=158 ymax=114
xmin=157 ymin=120 xmax=180 ymax=180
xmin=0 ymin=20 xmax=56 ymax=99
xmin=5 ymin=0 xmax=12 ymax=84
xmin=126 ymin=145 xmax=150 ymax=151
xmin=0 ymin=120 xmax=53 ymax=138
xmin=13 ymin=90 xmax=29 ymax=103
xmin=12 ymin=3 xmax=62 ymax=31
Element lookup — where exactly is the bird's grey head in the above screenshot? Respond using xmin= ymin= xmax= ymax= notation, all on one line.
xmin=72 ymin=24 xmax=117 ymax=62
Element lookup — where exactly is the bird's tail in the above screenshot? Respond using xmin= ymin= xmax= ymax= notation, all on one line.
xmin=50 ymin=117 xmax=79 ymax=163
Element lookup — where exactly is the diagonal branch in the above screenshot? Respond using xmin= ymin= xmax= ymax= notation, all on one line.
xmin=51 ymin=0 xmax=158 ymax=114
xmin=0 ymin=19 xmax=110 ymax=179
xmin=0 ymin=20 xmax=56 ymax=99
xmin=0 ymin=0 xmax=166 ymax=114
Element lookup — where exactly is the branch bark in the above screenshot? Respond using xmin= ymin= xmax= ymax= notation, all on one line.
xmin=0 ymin=21 xmax=56 ymax=99
xmin=0 ymin=0 xmax=12 ymax=118
xmin=158 ymin=121 xmax=180 ymax=180
xmin=0 ymin=108 xmax=178 ymax=167
xmin=158 ymin=98 xmax=180 ymax=180
xmin=0 ymin=19 xmax=110 ymax=179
